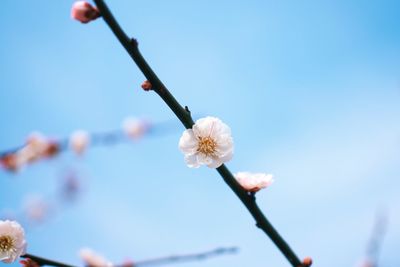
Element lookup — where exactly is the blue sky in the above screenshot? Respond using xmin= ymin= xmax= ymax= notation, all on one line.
xmin=1 ymin=1 xmax=399 ymax=266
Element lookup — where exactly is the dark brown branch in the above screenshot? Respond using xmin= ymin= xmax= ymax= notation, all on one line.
xmin=21 ymin=254 xmax=76 ymax=267
xmin=92 ymin=1 xmax=305 ymax=266
xmin=21 ymin=247 xmax=236 ymax=267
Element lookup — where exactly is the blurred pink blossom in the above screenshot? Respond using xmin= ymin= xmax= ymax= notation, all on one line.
xmin=23 ymin=195 xmax=49 ymax=223
xmin=356 ymin=259 xmax=374 ymax=267
xmin=79 ymin=248 xmax=113 ymax=267
xmin=69 ymin=130 xmax=90 ymax=155
xmin=122 ymin=117 xmax=150 ymax=140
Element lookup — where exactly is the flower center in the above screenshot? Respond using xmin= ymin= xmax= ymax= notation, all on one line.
xmin=0 ymin=235 xmax=14 ymax=252
xmin=197 ymin=136 xmax=217 ymax=156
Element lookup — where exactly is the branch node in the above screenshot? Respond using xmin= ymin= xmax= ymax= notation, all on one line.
xmin=130 ymin=38 xmax=138 ymax=47
xmin=185 ymin=106 xmax=191 ymax=115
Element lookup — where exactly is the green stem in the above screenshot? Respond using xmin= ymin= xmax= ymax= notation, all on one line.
xmin=93 ymin=1 xmax=304 ymax=266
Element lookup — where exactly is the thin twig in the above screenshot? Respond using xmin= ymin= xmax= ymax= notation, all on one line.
xmin=21 ymin=247 xmax=237 ymax=267
xmin=92 ymin=1 xmax=304 ymax=266
xmin=120 ymin=247 xmax=238 ymax=267
xmin=21 ymin=253 xmax=77 ymax=267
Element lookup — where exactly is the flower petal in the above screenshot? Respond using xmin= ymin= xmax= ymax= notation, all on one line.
xmin=184 ymin=154 xmax=201 ymax=168
xmin=192 ymin=117 xmax=219 ymax=137
xmin=179 ymin=129 xmax=198 ymax=155
xmin=196 ymin=153 xmax=213 ymax=166
xmin=215 ymin=137 xmax=234 ymax=157
xmin=209 ymin=120 xmax=231 ymax=139
xmin=207 ymin=157 xmax=224 ymax=168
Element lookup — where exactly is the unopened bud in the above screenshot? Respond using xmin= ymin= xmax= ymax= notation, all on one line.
xmin=141 ymin=80 xmax=152 ymax=91
xmin=71 ymin=1 xmax=100 ymax=24
xmin=20 ymin=259 xmax=40 ymax=267
xmin=302 ymin=257 xmax=312 ymax=266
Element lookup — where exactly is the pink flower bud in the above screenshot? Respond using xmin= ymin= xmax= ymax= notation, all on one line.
xmin=71 ymin=1 xmax=100 ymax=24
xmin=20 ymin=259 xmax=40 ymax=267
xmin=141 ymin=80 xmax=152 ymax=91
xmin=234 ymin=172 xmax=274 ymax=193
xmin=302 ymin=257 xmax=313 ymax=266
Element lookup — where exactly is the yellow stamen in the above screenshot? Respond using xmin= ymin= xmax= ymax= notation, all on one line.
xmin=197 ymin=136 xmax=217 ymax=156
xmin=0 ymin=235 xmax=14 ymax=252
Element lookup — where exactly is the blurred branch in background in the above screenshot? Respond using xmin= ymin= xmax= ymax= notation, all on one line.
xmin=1 ymin=170 xmax=82 ymax=230
xmin=1 ymin=116 xmax=181 ymax=229
xmin=124 ymin=247 xmax=239 ymax=267
xmin=21 ymin=246 xmax=239 ymax=267
xmin=0 ymin=117 xmax=178 ymax=173
xmin=358 ymin=209 xmax=388 ymax=267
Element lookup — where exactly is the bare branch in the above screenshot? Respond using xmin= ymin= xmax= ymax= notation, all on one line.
xmin=92 ymin=1 xmax=305 ymax=266
xmin=21 ymin=254 xmax=77 ymax=267
xmin=118 ymin=247 xmax=238 ymax=267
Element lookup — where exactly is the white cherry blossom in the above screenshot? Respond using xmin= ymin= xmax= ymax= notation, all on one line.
xmin=179 ymin=116 xmax=233 ymax=168
xmin=0 ymin=220 xmax=27 ymax=263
